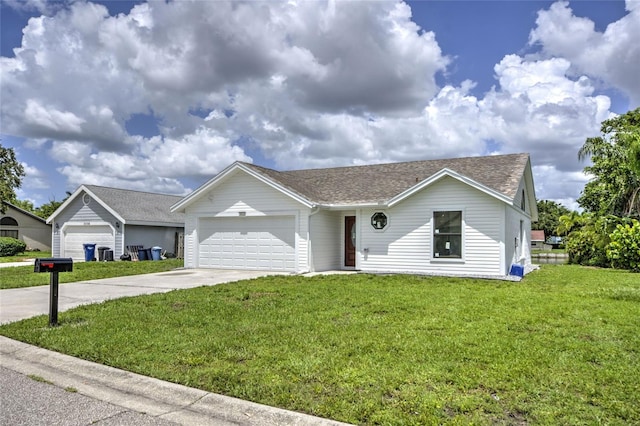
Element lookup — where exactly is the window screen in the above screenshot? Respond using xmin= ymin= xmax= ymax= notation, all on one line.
xmin=433 ymin=211 xmax=462 ymax=258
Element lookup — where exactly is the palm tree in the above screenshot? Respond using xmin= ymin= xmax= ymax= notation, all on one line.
xmin=577 ymin=108 xmax=640 ymax=217
xmin=556 ymin=211 xmax=584 ymax=236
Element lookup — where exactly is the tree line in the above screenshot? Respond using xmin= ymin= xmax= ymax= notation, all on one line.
xmin=537 ymin=107 xmax=640 ymax=271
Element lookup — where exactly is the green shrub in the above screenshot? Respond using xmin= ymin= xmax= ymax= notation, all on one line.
xmin=607 ymin=219 xmax=640 ymax=271
xmin=0 ymin=237 xmax=27 ymax=257
xmin=565 ymin=227 xmax=609 ymax=267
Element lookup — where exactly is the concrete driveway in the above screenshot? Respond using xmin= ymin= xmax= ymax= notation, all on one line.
xmin=0 ymin=269 xmax=285 ymax=324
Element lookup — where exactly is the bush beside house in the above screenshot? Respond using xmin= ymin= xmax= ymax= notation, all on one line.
xmin=0 ymin=237 xmax=27 ymax=256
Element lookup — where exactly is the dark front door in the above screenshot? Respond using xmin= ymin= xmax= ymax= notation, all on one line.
xmin=344 ymin=216 xmax=356 ymax=267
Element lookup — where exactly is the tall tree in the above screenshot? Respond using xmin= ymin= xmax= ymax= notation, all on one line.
xmin=0 ymin=143 xmax=26 ymax=214
xmin=10 ymin=199 xmax=35 ymax=213
xmin=578 ymin=108 xmax=640 ymax=217
xmin=535 ymin=199 xmax=571 ymax=238
xmin=35 ymin=192 xmax=71 ymax=220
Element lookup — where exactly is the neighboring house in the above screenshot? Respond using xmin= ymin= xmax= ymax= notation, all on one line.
xmin=547 ymin=235 xmax=563 ymax=248
xmin=531 ymin=230 xmax=550 ymax=250
xmin=0 ymin=202 xmax=51 ymax=251
xmin=172 ymin=153 xmax=538 ymax=278
xmin=48 ymin=185 xmax=185 ymax=261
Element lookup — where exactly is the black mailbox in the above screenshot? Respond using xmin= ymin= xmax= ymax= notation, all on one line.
xmin=34 ymin=258 xmax=73 ymax=273
xmin=34 ymin=258 xmax=73 ymax=327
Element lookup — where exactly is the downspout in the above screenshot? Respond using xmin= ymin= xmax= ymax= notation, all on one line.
xmin=301 ymin=205 xmax=321 ymax=274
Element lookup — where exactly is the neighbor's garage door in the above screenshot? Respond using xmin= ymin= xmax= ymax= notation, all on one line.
xmin=63 ymin=225 xmax=115 ymax=261
xmin=198 ymin=216 xmax=296 ymax=271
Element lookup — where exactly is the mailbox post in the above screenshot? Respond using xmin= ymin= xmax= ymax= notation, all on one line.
xmin=34 ymin=258 xmax=73 ymax=327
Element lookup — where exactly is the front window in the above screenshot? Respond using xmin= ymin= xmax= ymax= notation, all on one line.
xmin=0 ymin=230 xmax=18 ymax=239
xmin=0 ymin=216 xmax=19 ymax=239
xmin=433 ymin=211 xmax=462 ymax=258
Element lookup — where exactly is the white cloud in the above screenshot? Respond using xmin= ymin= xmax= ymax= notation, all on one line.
xmin=24 ymin=99 xmax=85 ymax=135
xmin=51 ymin=127 xmax=250 ymax=194
xmin=3 ymin=0 xmax=61 ymax=15
xmin=529 ymin=0 xmax=640 ymax=105
xmin=20 ymin=162 xmax=49 ymax=190
xmin=141 ymin=127 xmax=252 ymax=178
xmin=2 ymin=0 xmax=636 ymax=209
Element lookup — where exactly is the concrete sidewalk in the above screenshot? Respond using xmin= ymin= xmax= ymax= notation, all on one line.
xmin=0 ymin=336 xmax=350 ymax=426
xmin=0 ymin=260 xmax=35 ymax=268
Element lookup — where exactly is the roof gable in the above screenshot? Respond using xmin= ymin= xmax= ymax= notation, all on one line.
xmin=387 ymin=168 xmax=513 ymax=207
xmin=171 ymin=163 xmax=314 ymax=212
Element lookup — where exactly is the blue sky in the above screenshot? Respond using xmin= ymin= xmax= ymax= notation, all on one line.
xmin=1 ymin=0 xmax=638 ymax=210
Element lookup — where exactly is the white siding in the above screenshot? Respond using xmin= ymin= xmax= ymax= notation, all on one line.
xmin=184 ymin=214 xmax=197 ymax=268
xmin=309 ymin=210 xmax=342 ymax=271
xmin=506 ymin=173 xmax=534 ymax=273
xmin=52 ymin=191 xmax=121 ymax=257
xmin=359 ymin=177 xmax=506 ymax=276
xmin=513 ymin=175 xmax=532 ymax=216
xmin=184 ymin=170 xmax=310 ymax=271
xmin=505 ymin=206 xmax=532 ymax=271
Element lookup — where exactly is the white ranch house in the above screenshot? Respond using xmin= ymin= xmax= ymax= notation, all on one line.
xmin=172 ymin=153 xmax=538 ymax=278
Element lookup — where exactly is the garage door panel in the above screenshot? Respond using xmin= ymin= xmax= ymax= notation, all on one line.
xmin=63 ymin=225 xmax=115 ymax=261
xmin=198 ymin=216 xmax=295 ymax=271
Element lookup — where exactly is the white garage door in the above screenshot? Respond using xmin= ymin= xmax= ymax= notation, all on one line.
xmin=198 ymin=216 xmax=296 ymax=271
xmin=63 ymin=225 xmax=115 ymax=261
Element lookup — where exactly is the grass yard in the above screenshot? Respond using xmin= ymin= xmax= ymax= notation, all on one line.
xmin=1 ymin=265 xmax=639 ymax=425
xmin=0 ymin=250 xmax=52 ymax=263
xmin=0 ymin=259 xmax=184 ymax=289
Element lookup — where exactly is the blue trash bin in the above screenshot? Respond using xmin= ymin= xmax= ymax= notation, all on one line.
xmin=151 ymin=246 xmax=162 ymax=261
xmin=83 ymin=243 xmax=96 ymax=262
xmin=138 ymin=248 xmax=148 ymax=261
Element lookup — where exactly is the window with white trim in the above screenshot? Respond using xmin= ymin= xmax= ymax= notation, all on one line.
xmin=433 ymin=211 xmax=462 ymax=258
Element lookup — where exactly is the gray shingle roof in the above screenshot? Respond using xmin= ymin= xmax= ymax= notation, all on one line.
xmin=241 ymin=153 xmax=530 ymax=205
xmin=84 ymin=185 xmax=185 ymax=225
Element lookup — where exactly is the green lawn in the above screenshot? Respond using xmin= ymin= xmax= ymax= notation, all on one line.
xmin=1 ymin=265 xmax=638 ymax=425
xmin=0 ymin=259 xmax=184 ymax=289
xmin=0 ymin=250 xmax=52 ymax=263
